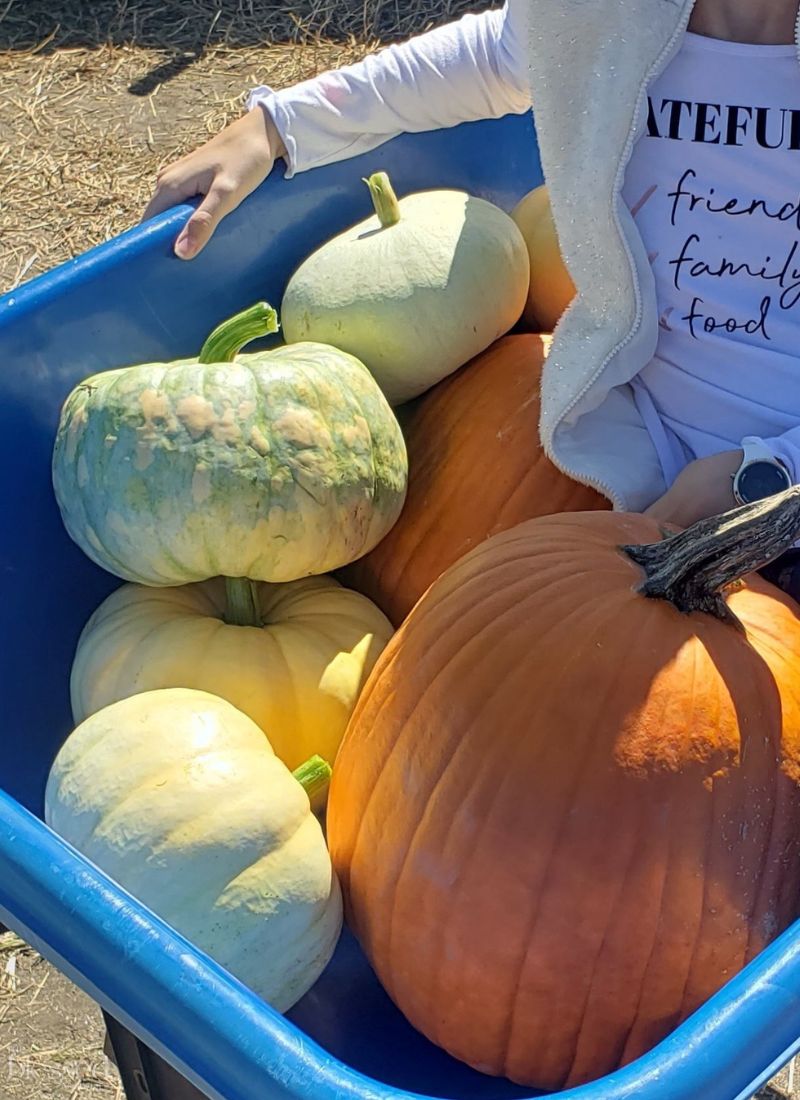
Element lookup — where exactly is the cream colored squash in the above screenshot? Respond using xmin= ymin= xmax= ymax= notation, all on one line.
xmin=70 ymin=575 xmax=393 ymax=774
xmin=45 ymin=688 xmax=343 ymax=1012
xmin=281 ymin=173 xmax=530 ymax=405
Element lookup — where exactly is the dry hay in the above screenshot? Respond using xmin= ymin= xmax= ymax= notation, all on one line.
xmin=0 ymin=0 xmax=492 ymax=50
xmin=0 ymin=0 xmax=498 ymax=292
xmin=0 ymin=37 xmax=355 ymax=290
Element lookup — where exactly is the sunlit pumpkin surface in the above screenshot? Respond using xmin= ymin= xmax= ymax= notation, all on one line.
xmin=329 ymin=509 xmax=800 ymax=1090
xmin=511 ymin=184 xmax=576 ymax=332
xmin=282 ymin=184 xmax=530 ymax=406
xmin=70 ymin=575 xmax=393 ymax=772
xmin=46 ymin=688 xmax=343 ymax=1012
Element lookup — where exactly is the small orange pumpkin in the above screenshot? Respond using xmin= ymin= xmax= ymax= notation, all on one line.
xmin=329 ymin=491 xmax=800 ymax=1090
xmin=511 ymin=184 xmax=576 ymax=331
xmin=341 ymin=335 xmax=607 ymax=625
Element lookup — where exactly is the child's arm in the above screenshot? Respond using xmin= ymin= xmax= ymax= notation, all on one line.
xmin=251 ymin=6 xmax=529 ymax=178
xmin=645 ymin=432 xmax=800 ymax=528
xmin=144 ymin=4 xmax=528 ymax=259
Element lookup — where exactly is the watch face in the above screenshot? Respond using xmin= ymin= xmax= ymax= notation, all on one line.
xmin=737 ymin=460 xmax=792 ymax=504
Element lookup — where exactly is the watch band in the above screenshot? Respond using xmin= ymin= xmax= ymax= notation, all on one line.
xmin=739 ymin=437 xmax=785 ymax=468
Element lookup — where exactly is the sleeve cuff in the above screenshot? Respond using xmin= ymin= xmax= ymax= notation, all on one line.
xmin=246 ymin=85 xmax=298 ymax=179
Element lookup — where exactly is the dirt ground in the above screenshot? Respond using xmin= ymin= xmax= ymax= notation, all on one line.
xmin=1 ymin=933 xmax=120 ymax=1099
xmin=0 ymin=0 xmax=490 ymax=292
xmin=0 ymin=12 xmax=361 ymax=290
xmin=2 ymin=2 xmax=800 ymax=1098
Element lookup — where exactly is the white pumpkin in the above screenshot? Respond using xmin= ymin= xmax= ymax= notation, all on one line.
xmin=281 ymin=173 xmax=530 ymax=405
xmin=45 ymin=688 xmax=343 ymax=1012
xmin=70 ymin=575 xmax=393 ymax=773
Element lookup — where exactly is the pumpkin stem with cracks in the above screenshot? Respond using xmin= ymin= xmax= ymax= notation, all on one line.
xmin=224 ymin=578 xmax=262 ymax=628
xmin=293 ymin=755 xmax=333 ymax=802
xmin=364 ymin=172 xmax=401 ymax=228
xmin=622 ymin=485 xmax=800 ymax=631
xmin=198 ymin=302 xmax=280 ymax=364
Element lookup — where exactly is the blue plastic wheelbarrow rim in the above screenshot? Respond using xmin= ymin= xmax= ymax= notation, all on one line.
xmin=3 ymin=786 xmax=800 ymax=1100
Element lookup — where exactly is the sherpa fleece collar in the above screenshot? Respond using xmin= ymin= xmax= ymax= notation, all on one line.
xmin=524 ymin=0 xmax=800 ymax=509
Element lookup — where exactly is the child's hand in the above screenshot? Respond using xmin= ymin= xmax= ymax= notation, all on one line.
xmin=643 ymin=450 xmax=742 ymax=528
xmin=142 ymin=106 xmax=286 ymax=260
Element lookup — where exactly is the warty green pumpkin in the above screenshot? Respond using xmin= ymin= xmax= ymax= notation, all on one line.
xmin=45 ymin=688 xmax=343 ymax=1012
xmin=52 ymin=304 xmax=407 ymax=587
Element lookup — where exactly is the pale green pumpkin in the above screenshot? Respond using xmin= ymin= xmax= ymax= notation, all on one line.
xmin=52 ymin=304 xmax=408 ymax=586
xmin=281 ymin=173 xmax=530 ymax=405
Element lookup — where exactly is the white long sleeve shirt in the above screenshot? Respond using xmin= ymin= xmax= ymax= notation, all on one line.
xmin=250 ymin=8 xmax=530 ymax=176
xmin=249 ymin=5 xmax=800 ymax=490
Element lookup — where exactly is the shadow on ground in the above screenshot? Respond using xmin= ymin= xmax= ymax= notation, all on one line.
xmin=0 ymin=0 xmax=498 ymax=53
xmin=1 ymin=0 xmax=498 ymax=96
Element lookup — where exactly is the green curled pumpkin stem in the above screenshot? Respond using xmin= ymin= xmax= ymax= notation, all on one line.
xmin=364 ymin=172 xmax=402 ymax=229
xmin=293 ymin=755 xmax=333 ymax=801
xmin=621 ymin=484 xmax=800 ymax=630
xmin=198 ymin=302 xmax=280 ymax=364
xmin=223 ymin=577 xmax=262 ymax=627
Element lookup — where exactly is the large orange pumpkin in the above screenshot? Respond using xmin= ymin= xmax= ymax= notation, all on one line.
xmin=329 ymin=492 xmax=800 ymax=1090
xmin=341 ymin=335 xmax=608 ymax=625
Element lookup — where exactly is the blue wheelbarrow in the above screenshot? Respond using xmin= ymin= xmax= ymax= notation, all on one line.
xmin=2 ymin=112 xmax=800 ymax=1100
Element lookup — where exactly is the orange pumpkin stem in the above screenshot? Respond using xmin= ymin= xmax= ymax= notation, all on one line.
xmin=622 ymin=485 xmax=800 ymax=628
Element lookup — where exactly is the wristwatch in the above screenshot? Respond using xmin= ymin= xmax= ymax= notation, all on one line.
xmin=732 ymin=437 xmax=792 ymax=505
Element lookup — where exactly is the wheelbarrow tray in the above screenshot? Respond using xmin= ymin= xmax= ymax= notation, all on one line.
xmin=1 ymin=112 xmax=799 ymax=1100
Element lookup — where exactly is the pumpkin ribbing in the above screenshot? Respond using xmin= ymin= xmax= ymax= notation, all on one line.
xmin=510 ymin=185 xmax=575 ymax=331
xmin=280 ymin=178 xmax=530 ymax=406
xmin=329 ymin=492 xmax=800 ymax=1089
xmin=46 ymin=688 xmax=343 ymax=1013
xmin=70 ymin=574 xmax=393 ymax=774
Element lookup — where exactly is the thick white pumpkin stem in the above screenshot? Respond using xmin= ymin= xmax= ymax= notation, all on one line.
xmin=293 ymin=755 xmax=333 ymax=802
xmin=224 ymin=577 xmax=262 ymax=627
xmin=364 ymin=172 xmax=402 ymax=228
xmin=199 ymin=302 xmax=280 ymax=364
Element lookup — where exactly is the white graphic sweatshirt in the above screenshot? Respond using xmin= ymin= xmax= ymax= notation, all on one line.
xmin=249 ymin=2 xmax=800 ymax=503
